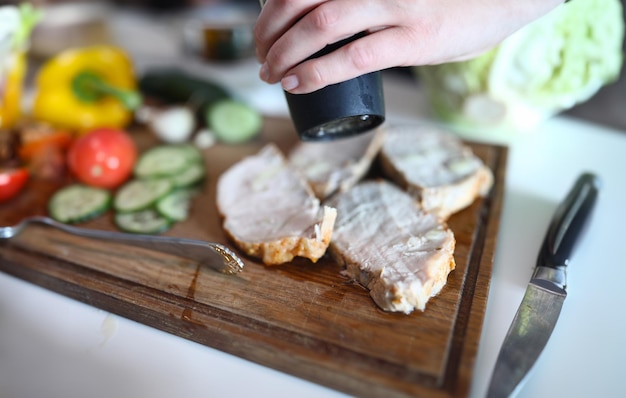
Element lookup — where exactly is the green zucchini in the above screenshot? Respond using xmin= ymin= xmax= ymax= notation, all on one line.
xmin=138 ymin=68 xmax=230 ymax=113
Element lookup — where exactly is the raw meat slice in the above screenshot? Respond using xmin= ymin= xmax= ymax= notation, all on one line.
xmin=325 ymin=180 xmax=456 ymax=314
xmin=216 ymin=144 xmax=336 ymax=265
xmin=379 ymin=124 xmax=493 ymax=220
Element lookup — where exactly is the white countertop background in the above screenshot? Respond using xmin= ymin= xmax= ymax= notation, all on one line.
xmin=1 ymin=9 xmax=626 ymax=398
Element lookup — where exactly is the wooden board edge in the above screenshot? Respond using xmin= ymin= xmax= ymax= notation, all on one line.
xmin=448 ymin=143 xmax=508 ymax=396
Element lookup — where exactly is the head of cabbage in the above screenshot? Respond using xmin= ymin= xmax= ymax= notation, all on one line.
xmin=414 ymin=0 xmax=625 ymax=131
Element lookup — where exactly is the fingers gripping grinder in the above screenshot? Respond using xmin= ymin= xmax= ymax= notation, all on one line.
xmin=258 ymin=0 xmax=386 ymax=141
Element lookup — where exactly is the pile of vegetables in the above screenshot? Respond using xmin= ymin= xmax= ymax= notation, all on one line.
xmin=0 ymin=3 xmax=264 ymax=233
xmin=137 ymin=68 xmax=262 ymax=145
xmin=29 ymin=46 xmax=262 ymax=143
xmin=415 ymin=0 xmax=625 ymax=131
xmin=51 ymin=138 xmax=206 ymax=234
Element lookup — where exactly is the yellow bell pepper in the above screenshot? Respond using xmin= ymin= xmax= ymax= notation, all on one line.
xmin=32 ymin=45 xmax=142 ymax=133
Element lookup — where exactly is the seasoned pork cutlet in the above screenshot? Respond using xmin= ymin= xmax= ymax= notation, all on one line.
xmin=288 ymin=127 xmax=386 ymax=199
xmin=216 ymin=144 xmax=337 ymax=265
xmin=325 ymin=180 xmax=456 ymax=314
xmin=379 ymin=124 xmax=493 ymax=220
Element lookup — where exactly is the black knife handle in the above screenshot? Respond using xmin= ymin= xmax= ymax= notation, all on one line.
xmin=537 ymin=172 xmax=600 ymax=269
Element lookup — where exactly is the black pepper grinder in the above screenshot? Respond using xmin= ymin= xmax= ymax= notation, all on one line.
xmin=258 ymin=2 xmax=385 ymax=141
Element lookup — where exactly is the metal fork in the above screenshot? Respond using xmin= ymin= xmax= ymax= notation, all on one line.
xmin=0 ymin=216 xmax=244 ymax=275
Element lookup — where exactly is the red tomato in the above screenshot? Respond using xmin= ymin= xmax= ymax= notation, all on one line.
xmin=67 ymin=128 xmax=137 ymax=189
xmin=0 ymin=168 xmax=29 ymax=202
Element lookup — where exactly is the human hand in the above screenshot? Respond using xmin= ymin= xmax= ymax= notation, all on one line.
xmin=255 ymin=0 xmax=564 ymax=94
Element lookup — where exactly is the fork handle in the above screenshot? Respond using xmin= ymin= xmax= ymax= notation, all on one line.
xmin=26 ymin=217 xmax=243 ymax=274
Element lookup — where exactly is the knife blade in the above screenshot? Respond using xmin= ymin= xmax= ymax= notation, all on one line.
xmin=487 ymin=172 xmax=600 ymax=398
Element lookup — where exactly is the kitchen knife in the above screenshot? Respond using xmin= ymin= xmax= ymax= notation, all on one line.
xmin=486 ymin=172 xmax=600 ymax=398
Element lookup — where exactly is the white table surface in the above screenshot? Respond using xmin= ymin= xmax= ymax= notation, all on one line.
xmin=2 ymin=9 xmax=626 ymax=398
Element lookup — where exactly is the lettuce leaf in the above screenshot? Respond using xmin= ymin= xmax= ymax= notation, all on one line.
xmin=415 ymin=0 xmax=625 ymax=130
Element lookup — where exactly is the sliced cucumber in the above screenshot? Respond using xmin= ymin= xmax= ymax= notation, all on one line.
xmin=156 ymin=188 xmax=197 ymax=221
xmin=176 ymin=143 xmax=203 ymax=164
xmin=114 ymin=179 xmax=172 ymax=213
xmin=169 ymin=162 xmax=206 ymax=188
xmin=114 ymin=209 xmax=172 ymax=234
xmin=206 ymin=100 xmax=262 ymax=144
xmin=134 ymin=145 xmax=194 ymax=178
xmin=49 ymin=184 xmax=111 ymax=223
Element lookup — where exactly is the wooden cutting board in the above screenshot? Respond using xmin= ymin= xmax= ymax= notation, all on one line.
xmin=0 ymin=117 xmax=506 ymax=398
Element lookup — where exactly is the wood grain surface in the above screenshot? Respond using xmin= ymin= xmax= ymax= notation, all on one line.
xmin=0 ymin=118 xmax=507 ymax=397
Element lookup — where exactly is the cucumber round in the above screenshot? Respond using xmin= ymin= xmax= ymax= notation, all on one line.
xmin=175 ymin=144 xmax=203 ymax=164
xmin=156 ymin=188 xmax=196 ymax=221
xmin=169 ymin=162 xmax=206 ymax=188
xmin=206 ymin=100 xmax=262 ymax=144
xmin=48 ymin=184 xmax=111 ymax=224
xmin=114 ymin=179 xmax=172 ymax=213
xmin=134 ymin=145 xmax=194 ymax=178
xmin=114 ymin=209 xmax=172 ymax=234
